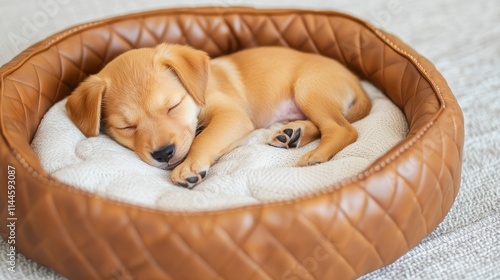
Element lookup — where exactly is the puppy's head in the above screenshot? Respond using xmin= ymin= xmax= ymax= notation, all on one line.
xmin=66 ymin=43 xmax=210 ymax=169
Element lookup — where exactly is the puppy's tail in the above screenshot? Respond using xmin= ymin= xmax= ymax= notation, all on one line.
xmin=345 ymin=85 xmax=372 ymax=123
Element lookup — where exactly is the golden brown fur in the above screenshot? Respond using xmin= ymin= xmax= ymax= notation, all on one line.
xmin=66 ymin=43 xmax=371 ymax=188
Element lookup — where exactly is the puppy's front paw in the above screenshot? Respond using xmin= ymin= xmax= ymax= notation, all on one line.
xmin=170 ymin=159 xmax=209 ymax=189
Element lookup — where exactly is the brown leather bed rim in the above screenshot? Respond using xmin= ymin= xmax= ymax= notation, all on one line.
xmin=0 ymin=7 xmax=463 ymax=280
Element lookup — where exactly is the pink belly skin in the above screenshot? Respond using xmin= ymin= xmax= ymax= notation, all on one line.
xmin=263 ymin=99 xmax=306 ymax=128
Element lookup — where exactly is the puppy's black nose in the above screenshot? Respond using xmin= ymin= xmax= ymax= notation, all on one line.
xmin=151 ymin=144 xmax=175 ymax=163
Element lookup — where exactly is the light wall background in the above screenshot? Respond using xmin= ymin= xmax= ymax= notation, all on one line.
xmin=0 ymin=0 xmax=456 ymax=66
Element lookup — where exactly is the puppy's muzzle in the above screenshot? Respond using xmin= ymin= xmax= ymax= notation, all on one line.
xmin=151 ymin=144 xmax=175 ymax=163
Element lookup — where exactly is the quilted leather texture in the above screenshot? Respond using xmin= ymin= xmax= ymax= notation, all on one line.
xmin=0 ymin=7 xmax=463 ymax=280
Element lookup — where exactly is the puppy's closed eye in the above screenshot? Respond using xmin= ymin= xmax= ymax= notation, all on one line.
xmin=112 ymin=124 xmax=137 ymax=136
xmin=166 ymin=96 xmax=186 ymax=114
xmin=167 ymin=101 xmax=182 ymax=114
xmin=118 ymin=125 xmax=137 ymax=130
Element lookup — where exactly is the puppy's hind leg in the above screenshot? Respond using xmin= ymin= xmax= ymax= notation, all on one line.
xmin=296 ymin=115 xmax=357 ymax=167
xmin=268 ymin=120 xmax=320 ymax=149
xmin=293 ymin=83 xmax=361 ymax=167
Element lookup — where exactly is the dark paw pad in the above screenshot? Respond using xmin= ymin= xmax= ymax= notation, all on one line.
xmin=276 ymin=135 xmax=288 ymax=143
xmin=288 ymin=128 xmax=302 ymax=148
xmin=186 ymin=176 xmax=199 ymax=184
xmin=283 ymin=128 xmax=293 ymax=138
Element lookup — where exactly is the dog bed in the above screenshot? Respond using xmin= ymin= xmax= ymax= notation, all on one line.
xmin=0 ymin=7 xmax=464 ymax=279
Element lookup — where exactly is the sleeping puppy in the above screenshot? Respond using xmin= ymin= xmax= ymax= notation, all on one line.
xmin=66 ymin=43 xmax=371 ymax=188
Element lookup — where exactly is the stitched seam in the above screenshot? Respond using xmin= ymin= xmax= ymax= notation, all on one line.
xmin=197 ymin=17 xmax=227 ymax=53
xmin=139 ymin=17 xmax=162 ymax=45
xmin=238 ymin=15 xmax=257 ymax=45
xmin=49 ymin=196 xmax=103 ymax=279
xmin=167 ymin=223 xmax=225 ymax=279
xmin=298 ymin=14 xmax=320 ymax=53
xmin=5 ymin=77 xmax=39 ymax=92
xmin=108 ymin=24 xmax=135 ymax=50
xmin=149 ymin=229 xmax=193 ymax=276
xmin=395 ymin=164 xmax=429 ymax=235
xmin=9 ymin=82 xmax=32 ymax=136
xmin=357 ymin=25 xmax=368 ymax=77
xmin=328 ymin=18 xmax=348 ymax=65
xmin=266 ymin=17 xmax=289 ymax=46
xmin=27 ymin=62 xmax=61 ymax=84
xmin=337 ymin=188 xmax=400 ymax=264
xmin=213 ymin=225 xmax=273 ymax=280
xmin=56 ymin=45 xmax=91 ymax=78
xmin=373 ymin=28 xmax=446 ymax=107
xmin=82 ymin=42 xmax=107 ymax=67
xmin=135 ymin=18 xmax=145 ymax=47
xmin=258 ymin=224 xmax=316 ymax=279
xmin=127 ymin=218 xmax=172 ymax=279
xmin=45 ymin=21 xmax=106 ymax=47
xmin=219 ymin=14 xmax=241 ymax=50
xmin=279 ymin=13 xmax=298 ymax=39
xmin=296 ymin=210 xmax=360 ymax=275
xmin=432 ymin=128 xmax=454 ymax=226
xmin=30 ymin=65 xmax=44 ymax=118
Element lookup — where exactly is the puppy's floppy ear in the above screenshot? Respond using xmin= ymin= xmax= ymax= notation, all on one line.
xmin=66 ymin=75 xmax=107 ymax=137
xmin=156 ymin=43 xmax=210 ymax=105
